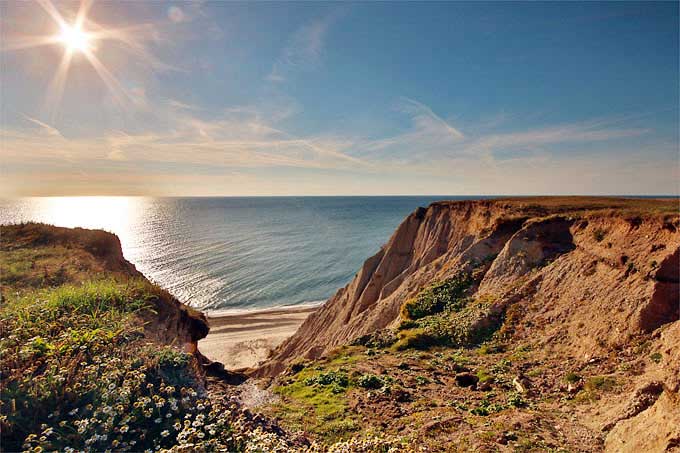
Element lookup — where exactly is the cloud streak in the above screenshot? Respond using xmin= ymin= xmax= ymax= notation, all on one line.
xmin=267 ymin=13 xmax=340 ymax=83
xmin=354 ymin=99 xmax=651 ymax=166
xmin=1 ymin=97 xmax=672 ymax=196
xmin=3 ymin=101 xmax=366 ymax=173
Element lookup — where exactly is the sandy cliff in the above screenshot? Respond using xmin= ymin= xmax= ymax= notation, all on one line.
xmin=268 ymin=197 xmax=679 ymax=366
xmin=262 ymin=197 xmax=679 ymax=451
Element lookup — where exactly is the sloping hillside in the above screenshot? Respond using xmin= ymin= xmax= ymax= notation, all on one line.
xmin=268 ymin=197 xmax=678 ymax=366
xmin=0 ymin=223 xmax=290 ymax=452
xmin=259 ymin=197 xmax=679 ymax=451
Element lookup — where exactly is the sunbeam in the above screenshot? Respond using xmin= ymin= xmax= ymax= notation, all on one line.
xmin=4 ymin=0 xmax=147 ymax=117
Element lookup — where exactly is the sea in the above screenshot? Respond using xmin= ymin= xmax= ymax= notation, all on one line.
xmin=0 ymin=196 xmax=485 ymax=313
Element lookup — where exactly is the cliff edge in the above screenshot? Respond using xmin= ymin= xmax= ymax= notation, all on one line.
xmin=259 ymin=197 xmax=679 ymax=451
xmin=268 ymin=197 xmax=679 ymax=369
xmin=0 ymin=222 xmax=209 ymax=350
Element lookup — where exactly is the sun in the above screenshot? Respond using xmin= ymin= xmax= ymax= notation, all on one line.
xmin=2 ymin=0 xmax=153 ymax=115
xmin=58 ymin=24 xmax=93 ymax=53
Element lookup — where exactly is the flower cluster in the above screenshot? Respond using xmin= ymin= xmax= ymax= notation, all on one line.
xmin=311 ymin=434 xmax=412 ymax=453
xmin=17 ymin=356 xmax=266 ymax=453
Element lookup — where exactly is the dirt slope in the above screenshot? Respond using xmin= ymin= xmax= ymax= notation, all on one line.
xmin=267 ymin=197 xmax=679 ymax=368
xmin=260 ymin=197 xmax=679 ymax=451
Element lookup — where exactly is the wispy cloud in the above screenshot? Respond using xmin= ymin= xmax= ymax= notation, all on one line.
xmin=355 ymin=99 xmax=650 ymax=166
xmin=3 ymin=99 xmax=365 ymax=172
xmin=355 ymin=98 xmax=466 ymax=161
xmin=266 ymin=12 xmax=340 ymax=83
xmin=2 ymin=96 xmax=673 ymax=196
xmin=22 ymin=115 xmax=63 ymax=138
xmin=399 ymin=98 xmax=464 ymax=139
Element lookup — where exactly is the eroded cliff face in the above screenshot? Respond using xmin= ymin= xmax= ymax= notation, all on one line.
xmin=267 ymin=198 xmax=679 ymax=369
xmin=262 ymin=197 xmax=680 ymax=451
xmin=266 ymin=200 xmax=522 ymax=366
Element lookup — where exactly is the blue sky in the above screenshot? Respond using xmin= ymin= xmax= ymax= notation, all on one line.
xmin=1 ymin=1 xmax=678 ymax=196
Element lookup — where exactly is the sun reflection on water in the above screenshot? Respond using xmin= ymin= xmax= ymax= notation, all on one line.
xmin=9 ymin=197 xmax=146 ymax=252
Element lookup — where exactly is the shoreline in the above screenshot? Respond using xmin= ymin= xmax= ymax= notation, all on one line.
xmin=204 ymin=300 xmax=324 ymax=318
xmin=198 ymin=304 xmax=319 ymax=370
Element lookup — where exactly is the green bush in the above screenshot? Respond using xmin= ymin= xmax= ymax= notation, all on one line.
xmin=156 ymin=348 xmax=191 ymax=368
xmin=393 ymin=292 xmax=504 ymax=351
xmin=400 ymin=274 xmax=472 ymax=321
xmin=357 ymin=374 xmax=386 ymax=389
xmin=304 ymin=370 xmax=349 ymax=388
xmin=507 ymin=391 xmax=527 ymax=408
xmin=392 ymin=328 xmax=439 ymax=350
xmin=352 ymin=329 xmax=397 ymax=348
xmin=470 ymin=396 xmax=506 ymax=416
xmin=564 ymin=372 xmax=581 ymax=383
xmin=415 ymin=375 xmax=430 ymax=386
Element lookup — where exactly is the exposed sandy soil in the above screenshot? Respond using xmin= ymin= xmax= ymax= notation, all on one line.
xmin=256 ymin=197 xmax=679 ymax=451
xmin=199 ymin=306 xmax=317 ymax=369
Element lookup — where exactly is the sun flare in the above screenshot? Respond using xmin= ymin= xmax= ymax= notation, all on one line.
xmin=0 ymin=0 xmax=141 ymax=115
xmin=58 ymin=24 xmax=93 ymax=53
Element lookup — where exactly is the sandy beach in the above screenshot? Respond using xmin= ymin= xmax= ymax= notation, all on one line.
xmin=198 ymin=305 xmax=318 ymax=370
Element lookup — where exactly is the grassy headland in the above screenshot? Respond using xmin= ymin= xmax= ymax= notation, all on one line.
xmin=0 ymin=223 xmax=408 ymax=452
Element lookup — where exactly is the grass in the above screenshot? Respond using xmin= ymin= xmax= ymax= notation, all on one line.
xmin=572 ymin=375 xmax=618 ymax=404
xmin=0 ymin=278 xmax=255 ymax=452
xmin=0 ymin=224 xmax=296 ymax=452
xmin=272 ymin=364 xmax=358 ymax=442
xmin=269 ymin=346 xmax=404 ymax=443
xmin=2 ymin=223 xmax=411 ymax=452
xmin=584 ymin=376 xmax=617 ymax=392
xmin=0 ymin=245 xmax=95 ymax=291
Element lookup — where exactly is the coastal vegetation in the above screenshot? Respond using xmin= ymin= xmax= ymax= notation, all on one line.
xmin=3 ymin=195 xmax=679 ymax=452
xmin=0 ymin=228 xmax=276 ymax=452
xmin=0 ymin=223 xmax=408 ymax=452
xmin=264 ymin=198 xmax=680 ymax=451
xmin=392 ymin=274 xmax=504 ymax=352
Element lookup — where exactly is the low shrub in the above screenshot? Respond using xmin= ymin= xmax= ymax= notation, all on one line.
xmin=304 ymin=370 xmax=350 ymax=388
xmin=400 ymin=274 xmax=472 ymax=321
xmin=0 ymin=279 xmax=272 ymax=453
xmin=357 ymin=374 xmax=386 ymax=390
xmin=392 ymin=328 xmax=439 ymax=351
xmin=352 ymin=329 xmax=397 ymax=348
xmin=585 ymin=375 xmax=617 ymax=392
xmin=507 ymin=391 xmax=527 ymax=408
xmin=564 ymin=372 xmax=581 ymax=383
xmin=414 ymin=375 xmax=430 ymax=386
xmin=470 ymin=396 xmax=506 ymax=416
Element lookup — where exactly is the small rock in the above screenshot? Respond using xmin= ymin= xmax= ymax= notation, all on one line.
xmin=477 ymin=381 xmax=492 ymax=391
xmin=496 ymin=431 xmax=518 ymax=445
xmin=512 ymin=375 xmax=531 ymax=393
xmin=392 ymin=388 xmax=412 ymax=403
xmin=455 ymin=372 xmax=479 ymax=387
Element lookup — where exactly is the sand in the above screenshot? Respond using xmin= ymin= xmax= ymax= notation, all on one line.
xmin=198 ymin=305 xmax=318 ymax=370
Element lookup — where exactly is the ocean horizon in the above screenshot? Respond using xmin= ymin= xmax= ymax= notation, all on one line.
xmin=1 ymin=196 xmax=495 ymax=313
